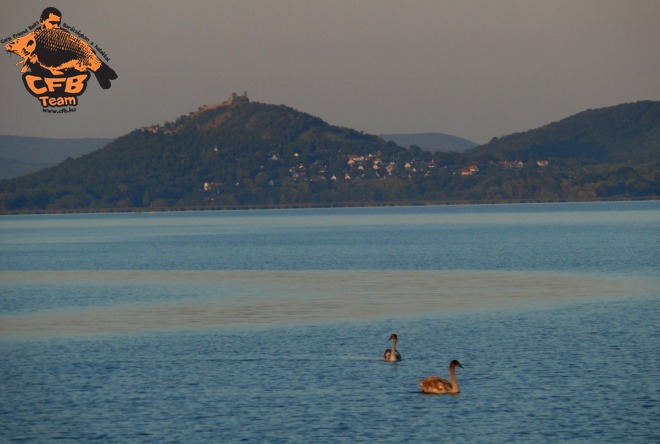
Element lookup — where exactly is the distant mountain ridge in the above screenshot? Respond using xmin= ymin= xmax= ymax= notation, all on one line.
xmin=0 ymin=97 xmax=657 ymax=212
xmin=0 ymin=136 xmax=112 ymax=179
xmin=380 ymin=132 xmax=476 ymax=152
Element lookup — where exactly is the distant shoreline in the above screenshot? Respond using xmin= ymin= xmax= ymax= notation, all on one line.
xmin=0 ymin=196 xmax=655 ymax=216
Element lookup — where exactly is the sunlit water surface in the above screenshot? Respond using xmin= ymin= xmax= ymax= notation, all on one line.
xmin=1 ymin=202 xmax=658 ymax=442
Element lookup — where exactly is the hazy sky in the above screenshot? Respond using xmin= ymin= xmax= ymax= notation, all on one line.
xmin=1 ymin=0 xmax=658 ymax=144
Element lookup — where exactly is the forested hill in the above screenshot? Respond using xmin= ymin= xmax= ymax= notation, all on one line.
xmin=0 ymin=97 xmax=658 ymax=212
xmin=0 ymin=96 xmax=411 ymax=210
xmin=471 ymin=101 xmax=659 ymax=165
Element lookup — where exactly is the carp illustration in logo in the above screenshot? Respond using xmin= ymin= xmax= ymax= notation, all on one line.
xmin=4 ymin=7 xmax=117 ymax=108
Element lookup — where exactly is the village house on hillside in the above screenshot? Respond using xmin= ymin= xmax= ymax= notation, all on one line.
xmin=459 ymin=165 xmax=479 ymax=176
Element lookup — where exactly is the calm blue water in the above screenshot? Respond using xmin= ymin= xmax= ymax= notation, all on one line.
xmin=1 ymin=201 xmax=658 ymax=442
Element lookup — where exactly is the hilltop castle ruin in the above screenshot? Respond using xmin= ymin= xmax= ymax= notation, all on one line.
xmin=196 ymin=92 xmax=249 ymax=113
xmin=140 ymin=92 xmax=249 ymax=134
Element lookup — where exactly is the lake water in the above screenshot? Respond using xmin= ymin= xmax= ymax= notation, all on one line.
xmin=1 ymin=201 xmax=658 ymax=442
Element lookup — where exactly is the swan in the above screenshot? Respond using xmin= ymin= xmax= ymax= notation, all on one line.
xmin=383 ymin=333 xmax=402 ymax=362
xmin=418 ymin=360 xmax=463 ymax=394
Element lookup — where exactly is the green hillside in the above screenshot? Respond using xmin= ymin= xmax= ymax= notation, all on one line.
xmin=471 ymin=101 xmax=659 ymax=165
xmin=0 ymin=96 xmax=658 ymax=212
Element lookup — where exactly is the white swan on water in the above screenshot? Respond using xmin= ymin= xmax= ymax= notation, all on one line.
xmin=383 ymin=333 xmax=402 ymax=362
xmin=418 ymin=360 xmax=464 ymax=394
